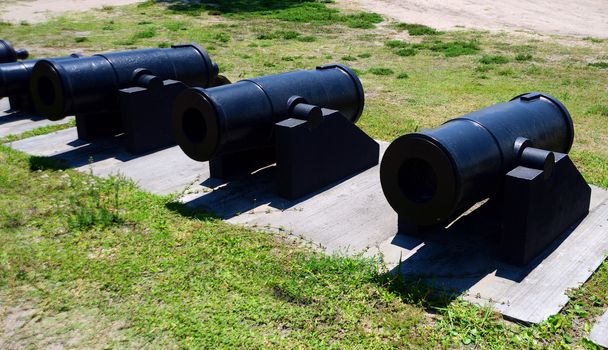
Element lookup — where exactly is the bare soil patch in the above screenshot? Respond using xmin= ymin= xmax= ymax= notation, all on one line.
xmin=0 ymin=0 xmax=144 ymax=23
xmin=338 ymin=0 xmax=608 ymax=38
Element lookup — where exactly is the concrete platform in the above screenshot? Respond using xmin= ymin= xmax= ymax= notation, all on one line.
xmin=10 ymin=127 xmax=206 ymax=195
xmin=0 ymin=98 xmax=73 ymax=138
xmin=591 ymin=310 xmax=608 ymax=348
xmin=9 ymin=127 xmax=608 ymax=324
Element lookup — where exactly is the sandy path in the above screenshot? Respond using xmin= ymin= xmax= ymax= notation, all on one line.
xmin=339 ymin=0 xmax=608 ymax=38
xmin=0 ymin=0 xmax=144 ymax=23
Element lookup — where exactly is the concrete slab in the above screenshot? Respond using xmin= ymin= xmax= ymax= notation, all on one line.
xmin=0 ymin=98 xmax=73 ymax=138
xmin=10 ymin=127 xmax=206 ymax=195
xmin=8 ymin=129 xmax=608 ymax=324
xmin=590 ymin=310 xmax=608 ymax=348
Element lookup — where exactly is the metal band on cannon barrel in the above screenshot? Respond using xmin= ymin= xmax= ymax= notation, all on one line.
xmin=29 ymin=44 xmax=219 ymax=121
xmin=380 ymin=92 xmax=574 ymax=227
xmin=172 ymin=64 xmax=365 ymax=162
xmin=0 ymin=54 xmax=81 ymax=99
xmin=0 ymin=40 xmax=28 ymax=64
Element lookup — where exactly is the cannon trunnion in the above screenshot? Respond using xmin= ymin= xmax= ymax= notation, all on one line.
xmin=381 ymin=93 xmax=591 ymax=265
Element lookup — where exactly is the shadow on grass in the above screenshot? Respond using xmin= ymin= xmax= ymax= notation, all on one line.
xmin=29 ymin=156 xmax=69 ymax=171
xmin=156 ymin=0 xmax=318 ymax=14
xmin=374 ymin=270 xmax=456 ymax=311
xmin=165 ymin=201 xmax=217 ymax=221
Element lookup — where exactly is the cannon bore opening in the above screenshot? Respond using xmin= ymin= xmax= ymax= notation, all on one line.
xmin=37 ymin=76 xmax=56 ymax=106
xmin=398 ymin=158 xmax=438 ymax=204
xmin=182 ymin=108 xmax=207 ymax=144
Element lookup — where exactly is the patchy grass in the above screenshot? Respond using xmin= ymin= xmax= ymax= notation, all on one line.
xmin=391 ymin=22 xmax=441 ymax=36
xmin=0 ymin=0 xmax=607 ymax=348
xmin=369 ymin=67 xmax=394 ymax=75
xmin=588 ymin=61 xmax=608 ymax=69
xmin=479 ymin=54 xmax=510 ymax=64
xmin=515 ymin=53 xmax=533 ymax=61
xmin=0 ymin=119 xmax=76 ymax=144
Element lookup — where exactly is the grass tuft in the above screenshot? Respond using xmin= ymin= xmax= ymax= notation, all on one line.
xmin=392 ymin=22 xmax=441 ymax=35
xmin=132 ymin=26 xmax=157 ymax=39
xmin=479 ymin=54 xmax=510 ymax=64
xmin=588 ymin=61 xmax=608 ymax=68
xmin=515 ymin=53 xmax=533 ymax=61
xmin=369 ymin=67 xmax=394 ymax=75
xmin=423 ymin=40 xmax=480 ymax=57
xmin=395 ymin=47 xmax=417 ymax=56
xmin=587 ymin=104 xmax=608 ymax=116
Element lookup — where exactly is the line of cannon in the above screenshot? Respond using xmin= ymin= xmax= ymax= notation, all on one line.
xmin=1 ymin=40 xmax=591 ymax=266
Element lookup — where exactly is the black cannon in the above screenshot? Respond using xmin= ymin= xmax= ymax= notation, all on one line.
xmin=380 ymin=93 xmax=591 ymax=265
xmin=173 ymin=64 xmax=379 ymax=199
xmin=29 ymin=44 xmax=220 ymax=153
xmin=0 ymin=40 xmax=28 ymax=64
xmin=0 ymin=54 xmax=82 ymax=112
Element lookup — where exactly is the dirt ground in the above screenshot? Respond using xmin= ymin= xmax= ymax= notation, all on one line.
xmin=1 ymin=0 xmax=606 ymax=38
xmin=0 ymin=0 xmax=145 ymax=23
xmin=338 ymin=0 xmax=608 ymax=38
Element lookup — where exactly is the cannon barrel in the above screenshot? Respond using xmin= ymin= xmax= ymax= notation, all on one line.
xmin=0 ymin=54 xmax=81 ymax=99
xmin=380 ymin=92 xmax=574 ymax=227
xmin=172 ymin=64 xmax=364 ymax=162
xmin=0 ymin=40 xmax=29 ymax=63
xmin=30 ymin=44 xmax=218 ymax=121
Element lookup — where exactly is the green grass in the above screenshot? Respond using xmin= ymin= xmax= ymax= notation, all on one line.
xmin=391 ymin=22 xmax=441 ymax=36
xmin=515 ymin=53 xmax=533 ymax=61
xmin=369 ymin=67 xmax=394 ymax=75
xmin=0 ymin=0 xmax=607 ymax=348
xmin=479 ymin=54 xmax=510 ymax=64
xmin=588 ymin=61 xmax=608 ymax=69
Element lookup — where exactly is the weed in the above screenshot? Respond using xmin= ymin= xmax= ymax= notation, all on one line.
xmin=213 ymin=32 xmax=230 ymax=43
xmin=385 ymin=39 xmax=408 ymax=48
xmin=341 ymin=55 xmax=357 ymax=61
xmin=515 ymin=53 xmax=533 ymax=61
xmin=257 ymin=30 xmax=300 ymax=40
xmin=588 ymin=61 xmax=608 ymax=68
xmin=583 ymin=37 xmax=605 ymax=43
xmin=395 ymin=47 xmax=417 ymax=56
xmin=392 ymin=22 xmax=441 ymax=35
xmin=397 ymin=72 xmax=409 ymax=79
xmin=164 ymin=20 xmax=187 ymax=32
xmin=480 ymin=54 xmax=510 ymax=64
xmin=297 ymin=35 xmax=316 ymax=42
xmin=497 ymin=68 xmax=514 ymax=76
xmin=587 ymin=104 xmax=608 ymax=116
xmin=132 ymin=26 xmax=157 ymax=39
xmin=369 ymin=67 xmax=394 ymax=75
xmin=423 ymin=40 xmax=480 ymax=57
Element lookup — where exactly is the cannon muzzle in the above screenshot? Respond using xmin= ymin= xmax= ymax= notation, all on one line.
xmin=30 ymin=44 xmax=218 ymax=121
xmin=0 ymin=40 xmax=29 ymax=64
xmin=380 ymin=93 xmax=574 ymax=227
xmin=172 ymin=64 xmax=364 ymax=162
xmin=0 ymin=54 xmax=81 ymax=101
